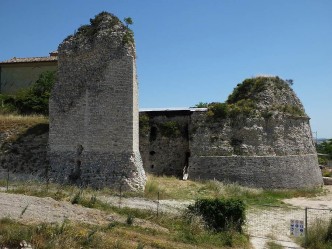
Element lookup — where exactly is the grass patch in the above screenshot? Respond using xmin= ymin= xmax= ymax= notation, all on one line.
xmin=266 ymin=241 xmax=284 ymax=249
xmin=0 ymin=216 xmax=250 ymax=249
xmin=298 ymin=218 xmax=332 ymax=249
xmin=4 ymin=175 xmax=323 ymax=207
xmin=0 ymin=114 xmax=48 ymax=142
xmin=0 ymin=114 xmax=47 ymax=127
xmin=143 ymin=175 xmax=322 ymax=206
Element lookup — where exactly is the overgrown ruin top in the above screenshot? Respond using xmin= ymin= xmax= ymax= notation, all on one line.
xmin=227 ymin=76 xmax=305 ymax=116
xmin=60 ymin=12 xmax=135 ymax=58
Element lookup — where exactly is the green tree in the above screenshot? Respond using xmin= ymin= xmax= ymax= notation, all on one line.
xmin=317 ymin=139 xmax=332 ymax=159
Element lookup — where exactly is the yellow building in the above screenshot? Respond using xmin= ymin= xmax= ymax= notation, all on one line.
xmin=0 ymin=51 xmax=58 ymax=94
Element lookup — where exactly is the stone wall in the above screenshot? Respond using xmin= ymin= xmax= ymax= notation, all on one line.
xmin=188 ymin=111 xmax=323 ymax=188
xmin=49 ymin=12 xmax=146 ymax=190
xmin=0 ymin=124 xmax=48 ymax=177
xmin=189 ymin=154 xmax=321 ymax=189
xmin=139 ymin=111 xmax=190 ymax=177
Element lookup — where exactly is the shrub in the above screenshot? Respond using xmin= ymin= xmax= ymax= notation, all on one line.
xmin=139 ymin=114 xmax=150 ymax=134
xmin=228 ymin=99 xmax=256 ymax=117
xmin=187 ymin=198 xmax=246 ymax=232
xmin=126 ymin=214 xmax=134 ymax=226
xmin=281 ymin=104 xmax=305 ymax=116
xmin=195 ymin=102 xmax=209 ymax=108
xmin=207 ymin=102 xmax=229 ymax=119
xmin=159 ymin=121 xmax=181 ymax=137
xmin=227 ymin=76 xmax=290 ymax=104
xmin=227 ymin=77 xmax=267 ymax=104
xmin=319 ymin=157 xmax=328 ymax=166
xmin=300 ymin=218 xmax=332 ymax=249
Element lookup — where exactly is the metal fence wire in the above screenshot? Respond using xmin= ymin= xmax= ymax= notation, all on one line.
xmin=246 ymin=205 xmax=305 ymax=242
xmin=246 ymin=204 xmax=332 ymax=244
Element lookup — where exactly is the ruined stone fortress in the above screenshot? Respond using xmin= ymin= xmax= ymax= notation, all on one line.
xmin=0 ymin=12 xmax=323 ymax=190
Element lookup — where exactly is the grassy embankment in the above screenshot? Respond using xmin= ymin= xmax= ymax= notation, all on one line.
xmin=0 ymin=175 xmax=324 ymax=249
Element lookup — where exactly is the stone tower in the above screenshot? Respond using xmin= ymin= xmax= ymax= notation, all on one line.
xmin=49 ymin=12 xmax=146 ymax=191
xmin=189 ymin=77 xmax=323 ymax=189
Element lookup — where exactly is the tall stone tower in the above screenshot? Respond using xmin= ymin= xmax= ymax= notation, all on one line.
xmin=49 ymin=12 xmax=146 ymax=191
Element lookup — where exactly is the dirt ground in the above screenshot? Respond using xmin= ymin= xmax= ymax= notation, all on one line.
xmin=1 ymin=186 xmax=332 ymax=249
xmin=248 ymin=186 xmax=332 ymax=249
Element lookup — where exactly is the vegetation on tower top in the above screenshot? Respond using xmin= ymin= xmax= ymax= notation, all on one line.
xmin=197 ymin=76 xmax=306 ymax=120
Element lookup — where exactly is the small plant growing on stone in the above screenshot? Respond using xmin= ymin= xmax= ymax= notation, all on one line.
xmin=159 ymin=121 xmax=181 ymax=137
xmin=122 ymin=17 xmax=135 ymax=45
xmin=124 ymin=17 xmax=133 ymax=27
xmin=195 ymin=102 xmax=209 ymax=108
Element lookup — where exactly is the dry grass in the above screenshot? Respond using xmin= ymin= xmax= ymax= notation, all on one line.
xmin=0 ymin=114 xmax=48 ymax=141
xmin=0 ymin=216 xmax=250 ymax=249
xmin=0 ymin=114 xmax=48 ymax=128
xmin=143 ymin=175 xmax=322 ymax=205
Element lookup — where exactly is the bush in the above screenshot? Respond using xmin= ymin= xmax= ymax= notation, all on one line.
xmin=227 ymin=76 xmax=290 ymax=104
xmin=139 ymin=114 xmax=150 ymax=134
xmin=300 ymin=218 xmax=332 ymax=249
xmin=228 ymin=99 xmax=256 ymax=118
xmin=207 ymin=102 xmax=229 ymax=119
xmin=195 ymin=102 xmax=209 ymax=108
xmin=159 ymin=121 xmax=181 ymax=137
xmin=187 ymin=198 xmax=246 ymax=233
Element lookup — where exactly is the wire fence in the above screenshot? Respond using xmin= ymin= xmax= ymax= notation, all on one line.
xmin=246 ymin=205 xmax=305 ymax=242
xmin=246 ymin=204 xmax=332 ymax=246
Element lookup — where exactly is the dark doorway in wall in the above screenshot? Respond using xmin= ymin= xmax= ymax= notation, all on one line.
xmin=149 ymin=126 xmax=158 ymax=141
xmin=69 ymin=144 xmax=84 ymax=184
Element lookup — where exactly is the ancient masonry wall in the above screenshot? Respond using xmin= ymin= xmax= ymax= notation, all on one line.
xmin=139 ymin=111 xmax=190 ymax=177
xmin=189 ymin=154 xmax=321 ymax=189
xmin=188 ymin=111 xmax=323 ymax=188
xmin=49 ymin=15 xmax=146 ymax=190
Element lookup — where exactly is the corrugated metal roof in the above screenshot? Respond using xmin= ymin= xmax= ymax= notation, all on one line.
xmin=0 ymin=56 xmax=58 ymax=64
xmin=139 ymin=107 xmax=207 ymax=112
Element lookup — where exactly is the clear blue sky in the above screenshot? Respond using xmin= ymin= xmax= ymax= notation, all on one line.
xmin=1 ymin=0 xmax=331 ymax=138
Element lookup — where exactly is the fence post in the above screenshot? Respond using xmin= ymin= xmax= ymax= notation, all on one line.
xmin=6 ymin=168 xmax=9 ymax=192
xmin=157 ymin=191 xmax=160 ymax=217
xmin=119 ymin=184 xmax=122 ymax=208
xmin=305 ymin=207 xmax=308 ymax=247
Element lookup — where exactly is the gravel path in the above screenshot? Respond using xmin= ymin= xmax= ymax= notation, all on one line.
xmin=98 ymin=195 xmax=193 ymax=214
xmin=0 ymin=192 xmax=169 ymax=233
xmin=1 ymin=186 xmax=332 ymax=249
